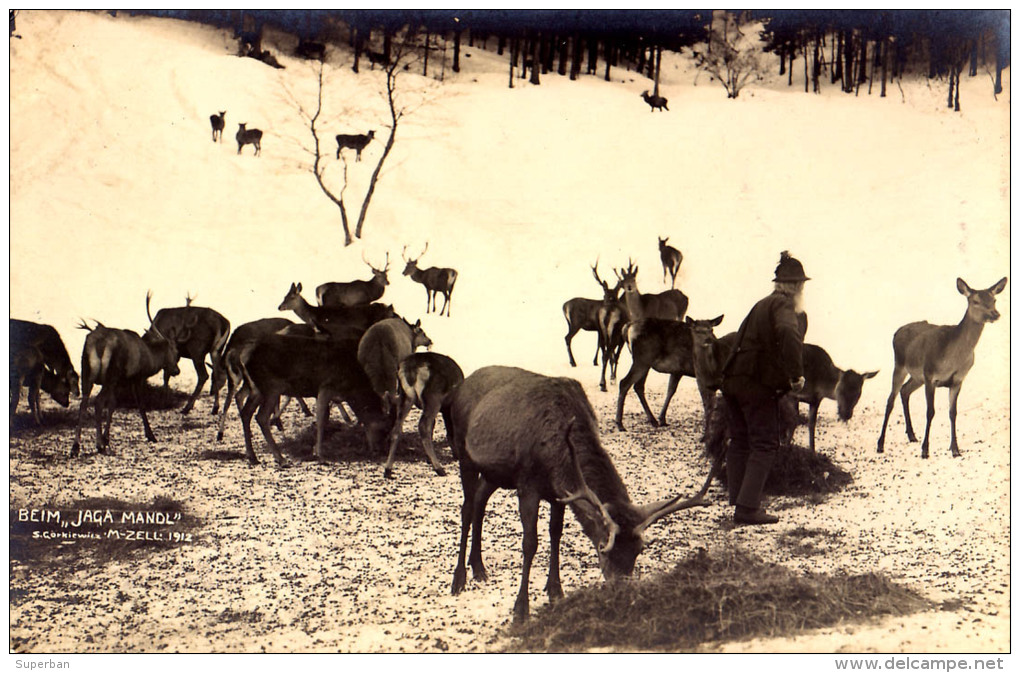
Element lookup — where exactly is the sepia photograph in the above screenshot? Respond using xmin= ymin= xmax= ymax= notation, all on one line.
xmin=8 ymin=9 xmax=1011 ymax=656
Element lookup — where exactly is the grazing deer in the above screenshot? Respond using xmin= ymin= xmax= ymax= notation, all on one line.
xmin=444 ymin=366 xmax=718 ymax=622
xmin=236 ymin=123 xmax=262 ymax=156
xmin=384 ymin=352 xmax=464 ymax=479
xmin=336 ymin=130 xmax=375 ymax=161
xmin=11 ymin=319 xmax=80 ymax=398
xmin=592 ymin=262 xmax=628 ymax=392
xmin=10 ymin=345 xmax=72 ymax=425
xmin=316 ymin=253 xmax=390 ymax=307
xmin=877 ymin=277 xmax=1007 ymax=459
xmin=280 ymin=282 xmax=396 ymax=340
xmin=658 ymin=236 xmax=683 ymax=289
xmin=239 ymin=334 xmax=388 ymax=466
xmin=70 ymin=293 xmax=181 ymax=457
xmin=210 ymin=111 xmax=226 ymax=142
xmin=357 ymin=317 xmax=433 ymax=414
xmin=641 ymin=90 xmax=669 ymax=111
xmin=152 ymin=296 xmax=231 ymax=415
xmin=797 ymin=345 xmax=878 ymax=453
xmin=616 ymin=260 xmax=688 ymax=321
xmin=402 ymin=244 xmax=458 ymax=317
xmin=615 ymin=317 xmax=696 ymax=431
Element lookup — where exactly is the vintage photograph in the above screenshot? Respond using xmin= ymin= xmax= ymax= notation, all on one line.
xmin=9 ymin=9 xmax=1010 ymax=654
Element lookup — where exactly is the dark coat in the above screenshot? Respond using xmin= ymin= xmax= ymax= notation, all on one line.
xmin=722 ymin=291 xmax=805 ymax=394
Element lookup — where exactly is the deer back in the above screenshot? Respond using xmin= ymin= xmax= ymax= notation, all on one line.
xmin=317 ymin=276 xmax=388 ymax=308
xmin=628 ymin=318 xmax=696 ymax=376
xmin=10 ymin=319 xmax=79 ymax=393
xmin=83 ymin=327 xmax=178 ymax=386
xmin=397 ymin=352 xmax=465 ymax=409
xmin=563 ymin=297 xmax=602 ymax=331
xmin=357 ymin=318 xmax=418 ymax=398
xmin=154 ymin=306 xmax=231 ymax=359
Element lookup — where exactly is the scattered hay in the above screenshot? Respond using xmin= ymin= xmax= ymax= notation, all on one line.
xmin=507 ymin=546 xmax=930 ymax=652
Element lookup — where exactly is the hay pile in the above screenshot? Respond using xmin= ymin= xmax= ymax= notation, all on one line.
xmin=507 ymin=546 xmax=930 ymax=652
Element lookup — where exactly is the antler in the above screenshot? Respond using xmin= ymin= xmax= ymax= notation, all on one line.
xmin=632 ymin=451 xmax=722 ymax=537
xmin=145 ymin=291 xmax=170 ymax=342
xmin=591 ymin=259 xmax=610 ymax=292
xmin=185 ymin=291 xmax=196 ymax=307
xmin=558 ymin=420 xmax=620 ymax=554
xmin=76 ymin=318 xmax=93 ymax=332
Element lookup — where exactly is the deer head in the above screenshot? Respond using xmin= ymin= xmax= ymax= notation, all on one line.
xmin=401 ymin=243 xmax=429 ymax=276
xmin=363 ymin=252 xmax=391 ymax=286
xmin=958 ymin=277 xmax=1007 ymax=324
xmin=591 ymin=260 xmax=620 ymax=302
xmin=278 ymin=282 xmax=304 ymax=312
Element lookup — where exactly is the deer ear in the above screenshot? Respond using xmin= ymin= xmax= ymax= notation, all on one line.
xmin=684 ymin=316 xmax=694 ymax=325
xmin=991 ymin=277 xmax=1008 ymax=294
xmin=711 ymin=314 xmax=724 ymax=326
xmin=957 ymin=278 xmax=972 ymax=296
xmin=863 ymin=370 xmax=879 ymax=380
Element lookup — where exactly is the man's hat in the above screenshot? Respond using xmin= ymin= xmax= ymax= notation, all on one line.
xmin=774 ymin=251 xmax=810 ymax=282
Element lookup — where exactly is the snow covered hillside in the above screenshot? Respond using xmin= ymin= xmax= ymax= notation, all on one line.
xmin=9 ymin=10 xmax=1011 ymax=413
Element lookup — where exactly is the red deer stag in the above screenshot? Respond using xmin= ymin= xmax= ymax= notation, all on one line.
xmin=10 ymin=345 xmax=72 ymax=425
xmin=239 ymin=334 xmax=388 ymax=466
xmin=877 ymin=276 xmax=1007 ymax=459
xmin=615 ymin=317 xmax=696 ymax=431
xmin=358 ymin=317 xmax=433 ymax=415
xmin=384 ymin=352 xmax=464 ymax=479
xmin=658 ymin=236 xmax=683 ymax=289
xmin=316 ymin=253 xmax=390 ymax=308
xmin=616 ymin=260 xmax=688 ymax=321
xmin=402 ymin=243 xmax=458 ymax=317
xmin=70 ymin=292 xmax=181 ymax=457
xmin=592 ymin=263 xmax=628 ymax=392
xmin=10 ymin=318 xmax=80 ymax=399
xmin=444 ymin=366 xmax=719 ymax=622
xmin=151 ymin=294 xmax=231 ymax=415
xmin=562 ymin=261 xmax=609 ymax=368
xmin=797 ymin=345 xmax=877 ymax=453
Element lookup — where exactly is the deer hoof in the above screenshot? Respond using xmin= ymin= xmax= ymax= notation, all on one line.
xmin=384 ymin=467 xmax=395 ymax=479
xmin=433 ymin=466 xmax=446 ymax=477
xmin=451 ymin=569 xmax=467 ymax=595
xmin=216 ymin=431 xmax=224 ymax=442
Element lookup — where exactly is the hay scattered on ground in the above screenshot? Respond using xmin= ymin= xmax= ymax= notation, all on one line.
xmin=507 ymin=546 xmax=930 ymax=652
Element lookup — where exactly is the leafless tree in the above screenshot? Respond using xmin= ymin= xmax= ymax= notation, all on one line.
xmin=695 ymin=11 xmax=766 ymax=99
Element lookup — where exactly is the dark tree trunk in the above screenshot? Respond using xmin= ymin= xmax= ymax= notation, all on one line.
xmin=541 ymin=34 xmax=553 ymax=74
xmin=508 ymin=38 xmax=515 ymax=88
xmin=423 ymin=31 xmax=430 ymax=77
xmin=954 ymin=64 xmax=961 ymax=111
xmin=570 ymin=33 xmax=582 ymax=80
xmin=880 ymin=37 xmax=888 ymax=97
xmin=779 ymin=51 xmax=786 ymax=76
xmin=383 ymin=31 xmax=392 ymax=64
xmin=498 ymin=34 xmax=505 ymax=56
xmin=947 ymin=66 xmax=955 ymax=108
xmin=352 ymin=29 xmax=362 ymax=73
xmin=530 ymin=37 xmax=541 ymax=84
xmin=558 ymin=36 xmax=568 ymax=76
xmin=646 ymin=46 xmax=655 ymax=79
xmin=843 ymin=32 xmax=855 ymax=92
xmin=858 ymin=39 xmax=868 ymax=84
xmin=804 ymin=40 xmax=809 ymax=93
xmin=928 ymin=38 xmax=939 ymax=79
xmin=653 ymin=45 xmax=662 ymax=95
xmin=453 ymin=30 xmax=461 ymax=73
xmin=969 ymin=40 xmax=978 ymax=77
xmin=995 ymin=49 xmax=1003 ymax=95
xmin=833 ymin=31 xmax=843 ymax=84
xmin=604 ymin=39 xmax=613 ymax=81
xmin=788 ymin=46 xmax=794 ymax=86
xmin=636 ymin=43 xmax=646 ymax=74
xmin=812 ymin=34 xmax=821 ymax=93
xmin=587 ymin=36 xmax=598 ymax=74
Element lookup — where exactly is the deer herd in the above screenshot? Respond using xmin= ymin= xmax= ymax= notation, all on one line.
xmin=9 ymin=233 xmax=1008 ymax=622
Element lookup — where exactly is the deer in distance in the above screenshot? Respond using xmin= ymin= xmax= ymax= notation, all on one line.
xmin=658 ymin=236 xmax=683 ymax=289
xmin=316 ymin=253 xmax=390 ymax=308
xmin=236 ymin=123 xmax=262 ymax=156
xmin=443 ymin=366 xmax=718 ymax=622
xmin=239 ymin=334 xmax=389 ymax=466
xmin=210 ymin=111 xmax=226 ymax=142
xmin=151 ymin=293 xmax=231 ymax=415
xmin=336 ymin=130 xmax=375 ymax=162
xmin=10 ymin=318 xmax=80 ymax=400
xmin=384 ymin=351 xmax=464 ymax=479
xmin=616 ymin=260 xmax=688 ymax=322
xmin=641 ymin=90 xmax=669 ymax=111
xmin=402 ymin=243 xmax=458 ymax=317
xmin=10 ymin=345 xmax=72 ymax=425
xmin=71 ymin=292 xmax=181 ymax=457
xmin=877 ymin=276 xmax=1007 ymax=459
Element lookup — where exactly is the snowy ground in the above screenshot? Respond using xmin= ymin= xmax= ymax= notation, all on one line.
xmin=8 ymin=10 xmax=1011 ymax=653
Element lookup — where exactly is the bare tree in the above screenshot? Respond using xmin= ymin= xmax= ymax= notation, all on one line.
xmin=296 ymin=31 xmax=430 ymax=246
xmin=695 ymin=11 xmax=766 ymax=99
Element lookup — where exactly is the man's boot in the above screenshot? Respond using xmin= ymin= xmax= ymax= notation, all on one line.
xmin=734 ymin=453 xmax=778 ymax=525
xmin=725 ymin=450 xmax=748 ymax=506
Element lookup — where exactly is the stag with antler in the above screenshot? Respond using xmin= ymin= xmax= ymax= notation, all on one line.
xmin=316 ymin=253 xmax=391 ymax=308
xmin=402 ymin=243 xmax=458 ymax=317
xmin=592 ymin=262 xmax=628 ymax=392
xmin=444 ymin=366 xmax=719 ymax=622
xmin=71 ymin=292 xmax=181 ymax=457
xmin=151 ymin=293 xmax=231 ymax=415
xmin=616 ymin=259 xmax=688 ymax=321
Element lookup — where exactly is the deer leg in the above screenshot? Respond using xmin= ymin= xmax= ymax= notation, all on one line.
xmin=133 ymin=381 xmax=157 ymax=443
xmin=469 ymin=478 xmax=498 ymax=582
xmin=545 ymin=502 xmax=565 ymax=602
xmin=314 ymin=390 xmax=332 ymax=463
xmin=513 ymin=488 xmax=541 ymax=623
xmin=948 ymin=384 xmax=963 ymax=458
xmin=10 ymin=375 xmax=23 ymax=423
xmin=181 ymin=357 xmax=207 ymax=415
xmin=593 ymin=331 xmax=602 ymax=367
xmin=900 ymin=377 xmax=923 ymax=442
xmin=93 ymin=388 xmax=107 ymax=454
xmin=877 ymin=365 xmax=909 ymax=453
xmin=807 ymin=401 xmax=820 ymax=452
xmin=239 ymin=392 xmax=262 ymax=465
xmin=920 ymin=380 xmax=936 ymax=459
xmin=633 ymin=372 xmax=658 ymax=427
xmin=441 ymin=291 xmax=452 ymax=317
xmin=599 ymin=344 xmax=611 ymax=392
xmin=698 ymin=383 xmax=715 ymax=442
xmin=216 ymin=374 xmax=240 ymax=442
xmin=71 ymin=381 xmax=93 ymax=457
xmin=615 ymin=363 xmax=650 ymax=430
xmin=418 ymin=396 xmax=445 ymax=476
xmin=335 ymin=401 xmax=353 ymax=424
xmin=255 ymin=393 xmax=288 ymax=467
xmin=28 ymin=370 xmax=43 ymax=425
xmin=384 ymin=393 xmax=415 ymax=478
xmin=564 ymin=325 xmax=580 ymax=367
xmin=452 ymin=468 xmax=478 ymax=595
xmin=658 ymin=373 xmax=681 ymax=426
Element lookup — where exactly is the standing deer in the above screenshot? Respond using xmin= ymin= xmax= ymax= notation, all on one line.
xmin=797 ymin=345 xmax=878 ymax=453
xmin=384 ymin=352 xmax=464 ymax=479
xmin=239 ymin=334 xmax=388 ymax=466
xmin=687 ymin=315 xmax=738 ymax=441
xmin=658 ymin=236 xmax=683 ymax=289
xmin=210 ymin=111 xmax=226 ymax=142
xmin=615 ymin=317 xmax=696 ymax=431
xmin=70 ymin=293 xmax=181 ymax=457
xmin=877 ymin=277 xmax=1007 ymax=459
xmin=316 ymin=253 xmax=390 ymax=307
xmin=10 ymin=318 xmax=80 ymax=399
xmin=641 ymin=90 xmax=669 ymax=111
xmin=592 ymin=263 xmax=628 ymax=392
xmin=236 ymin=123 xmax=262 ymax=156
xmin=616 ymin=260 xmax=688 ymax=321
xmin=10 ymin=345 xmax=72 ymax=425
xmin=444 ymin=366 xmax=718 ymax=622
xmin=280 ymin=282 xmax=396 ymax=340
xmin=336 ymin=130 xmax=375 ymax=161
xmin=402 ymin=244 xmax=458 ymax=317
xmin=562 ymin=261 xmax=608 ymax=368
xmin=357 ymin=317 xmax=433 ymax=415
xmin=152 ymin=295 xmax=231 ymax=415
